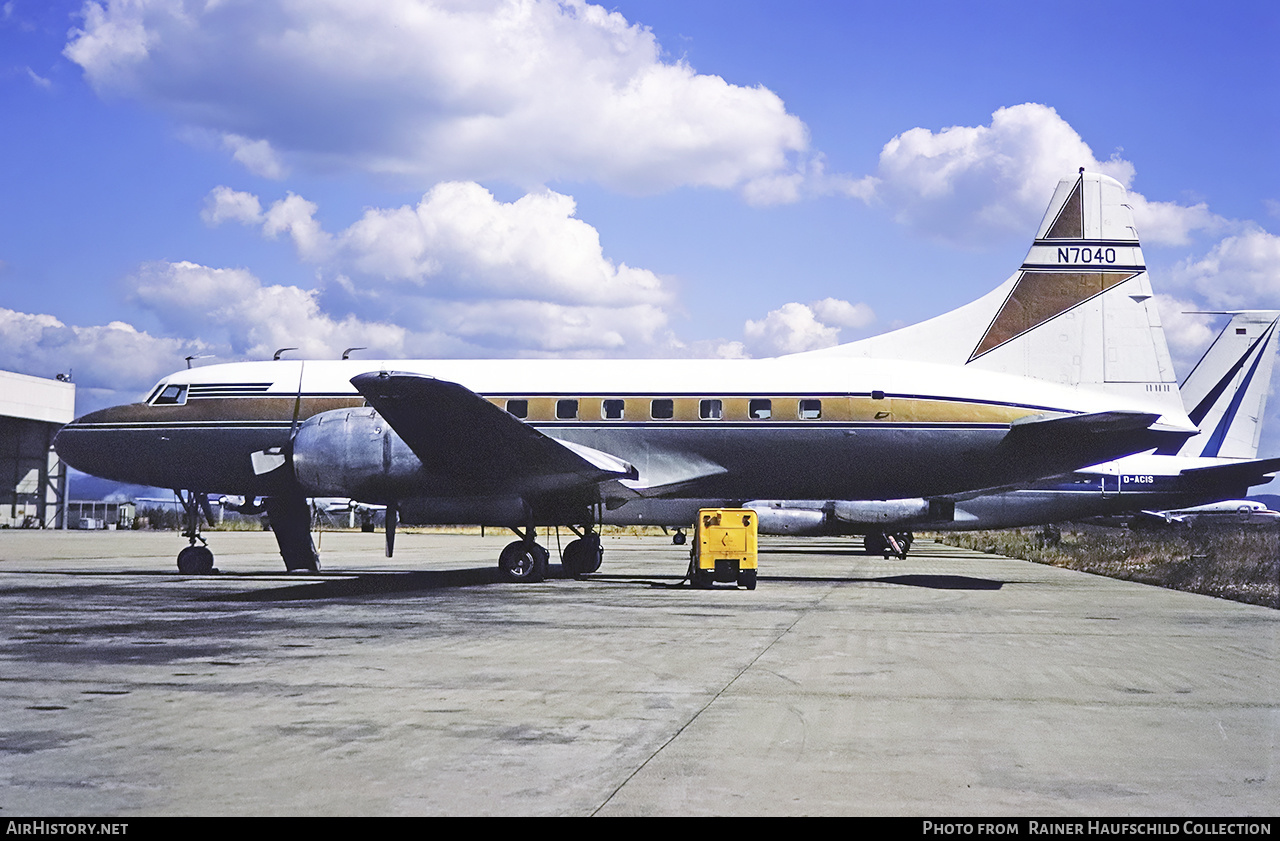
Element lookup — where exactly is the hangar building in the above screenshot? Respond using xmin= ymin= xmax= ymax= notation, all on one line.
xmin=1 ymin=369 xmax=75 ymax=529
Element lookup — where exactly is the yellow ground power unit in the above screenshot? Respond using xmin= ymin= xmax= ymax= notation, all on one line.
xmin=690 ymin=508 xmax=758 ymax=590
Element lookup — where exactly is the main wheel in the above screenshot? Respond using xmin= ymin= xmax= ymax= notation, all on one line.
xmin=177 ymin=545 xmax=215 ymax=574
xmin=863 ymin=532 xmax=887 ymax=556
xmin=562 ymin=535 xmax=603 ymax=576
xmin=498 ymin=540 xmax=547 ymax=583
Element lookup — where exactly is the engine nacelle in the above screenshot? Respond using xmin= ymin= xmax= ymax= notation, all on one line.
xmin=291 ymin=408 xmax=424 ymax=500
xmin=832 ymin=498 xmax=953 ymax=525
xmin=748 ymin=503 xmax=830 ymax=535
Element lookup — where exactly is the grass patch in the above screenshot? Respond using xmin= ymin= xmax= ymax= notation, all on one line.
xmin=933 ymin=525 xmax=1278 ymax=609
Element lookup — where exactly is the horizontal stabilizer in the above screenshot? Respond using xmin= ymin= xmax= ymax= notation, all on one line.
xmin=1177 ymin=456 xmax=1280 ymax=487
xmin=352 ymin=372 xmax=636 ymax=495
xmin=996 ymin=410 xmax=1188 ymax=479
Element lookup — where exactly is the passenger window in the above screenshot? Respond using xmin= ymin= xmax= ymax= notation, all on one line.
xmin=651 ymin=399 xmax=674 ymax=419
xmin=556 ymin=399 xmax=578 ymax=420
xmin=152 ymin=384 xmax=188 ymax=405
xmin=699 ymin=399 xmax=723 ymax=419
xmin=506 ymin=399 xmax=528 ymax=419
xmin=748 ymin=399 xmax=772 ymax=419
xmin=602 ymin=399 xmax=625 ymax=419
xmin=799 ymin=399 xmax=821 ymax=419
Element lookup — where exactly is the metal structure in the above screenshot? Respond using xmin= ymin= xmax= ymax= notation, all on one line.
xmin=0 ymin=370 xmax=75 ymax=529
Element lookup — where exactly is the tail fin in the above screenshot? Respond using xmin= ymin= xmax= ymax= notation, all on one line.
xmin=812 ymin=170 xmax=1182 ymax=417
xmin=1166 ymin=311 xmax=1280 ymax=458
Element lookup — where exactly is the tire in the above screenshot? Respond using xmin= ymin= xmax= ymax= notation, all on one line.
xmin=499 ymin=540 xmax=546 ymax=583
xmin=176 ymin=545 xmax=215 ymax=574
xmin=672 ymin=531 xmax=687 ymax=546
xmin=863 ymin=532 xmax=886 ymax=556
xmin=563 ymin=535 xmax=603 ymax=576
xmin=738 ymin=569 xmax=757 ymax=590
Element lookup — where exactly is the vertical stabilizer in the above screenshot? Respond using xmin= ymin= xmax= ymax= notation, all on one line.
xmin=1169 ymin=311 xmax=1280 ymax=458
xmin=810 ymin=171 xmax=1182 ymax=418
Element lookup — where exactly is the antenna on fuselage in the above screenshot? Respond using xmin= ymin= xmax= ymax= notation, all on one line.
xmin=273 ymin=348 xmax=298 ymax=360
xmin=342 ymin=347 xmax=367 ymax=360
xmin=184 ymin=355 xmax=214 ymax=369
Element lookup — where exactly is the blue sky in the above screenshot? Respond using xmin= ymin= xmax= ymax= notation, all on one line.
xmin=3 ymin=1 xmax=1279 ymax=486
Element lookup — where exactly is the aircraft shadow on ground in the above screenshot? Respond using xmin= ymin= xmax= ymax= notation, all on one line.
xmin=211 ymin=568 xmax=1004 ymax=602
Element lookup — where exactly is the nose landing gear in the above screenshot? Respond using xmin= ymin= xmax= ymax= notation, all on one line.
xmin=174 ymin=489 xmax=217 ymax=574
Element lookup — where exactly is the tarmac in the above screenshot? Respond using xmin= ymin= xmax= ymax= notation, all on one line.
xmin=0 ymin=529 xmax=1276 ymax=816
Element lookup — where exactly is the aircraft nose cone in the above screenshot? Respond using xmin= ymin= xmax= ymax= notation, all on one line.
xmin=54 ymin=405 xmax=142 ymax=482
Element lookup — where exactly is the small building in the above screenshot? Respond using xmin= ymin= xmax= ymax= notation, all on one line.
xmin=0 ymin=370 xmax=75 ymax=529
xmin=67 ymin=500 xmax=135 ymax=530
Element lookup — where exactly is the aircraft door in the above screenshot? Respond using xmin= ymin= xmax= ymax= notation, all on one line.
xmin=1100 ymin=474 xmax=1119 ymax=498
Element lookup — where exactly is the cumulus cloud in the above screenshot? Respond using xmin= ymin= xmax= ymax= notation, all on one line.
xmin=201 ymin=186 xmax=263 ymax=226
xmin=0 ymin=307 xmax=203 ymax=406
xmin=1154 ymin=294 xmax=1219 ymax=374
xmin=1169 ymin=227 xmax=1280 ymax=309
xmin=65 ymin=0 xmax=810 ymax=197
xmin=866 ymin=103 xmax=1225 ymax=247
xmin=742 ymin=298 xmax=876 ymax=356
xmin=214 ymin=181 xmax=672 ymax=309
xmin=126 ymin=261 xmax=406 ymax=360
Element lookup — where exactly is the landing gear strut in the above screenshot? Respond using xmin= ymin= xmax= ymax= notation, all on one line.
xmin=174 ymin=489 xmax=216 ymax=574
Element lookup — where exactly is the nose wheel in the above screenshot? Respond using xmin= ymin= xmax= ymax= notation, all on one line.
xmin=177 ymin=544 xmax=215 ymax=574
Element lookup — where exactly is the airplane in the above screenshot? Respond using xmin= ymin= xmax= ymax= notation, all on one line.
xmin=54 ymin=170 xmax=1197 ymax=578
xmin=714 ymin=310 xmax=1280 ymax=556
xmin=1128 ymin=498 xmax=1280 ymax=529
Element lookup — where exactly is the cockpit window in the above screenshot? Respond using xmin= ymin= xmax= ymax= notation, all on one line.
xmin=151 ymin=384 xmax=188 ymax=405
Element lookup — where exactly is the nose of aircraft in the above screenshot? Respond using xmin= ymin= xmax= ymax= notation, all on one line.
xmin=54 ymin=404 xmax=147 ymax=484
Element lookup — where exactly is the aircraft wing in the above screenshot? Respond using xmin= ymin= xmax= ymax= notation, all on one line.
xmin=351 ymin=372 xmax=637 ymax=496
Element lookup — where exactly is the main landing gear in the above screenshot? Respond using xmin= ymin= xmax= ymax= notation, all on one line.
xmin=496 ymin=520 xmax=604 ymax=583
xmin=864 ymin=530 xmax=913 ymax=559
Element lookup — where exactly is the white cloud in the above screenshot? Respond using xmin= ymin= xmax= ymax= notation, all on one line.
xmin=221 ymin=133 xmax=287 ymax=180
xmin=1170 ymin=227 xmax=1280 ymax=309
xmin=66 ymin=0 xmax=810 ymax=197
xmin=127 ymin=261 xmax=406 ymax=361
xmin=201 ymin=186 xmax=263 ymax=226
xmin=1154 ymin=294 xmax=1218 ymax=374
xmin=811 ymin=297 xmax=875 ymax=330
xmin=221 ymin=181 xmax=672 ymax=309
xmin=742 ymin=298 xmax=875 ymax=356
xmin=25 ymin=66 xmax=52 ymax=89
xmin=868 ymin=103 xmax=1224 ymax=247
xmin=0 ymin=307 xmax=200 ymax=401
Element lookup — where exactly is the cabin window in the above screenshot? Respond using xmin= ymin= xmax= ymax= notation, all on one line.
xmin=699 ymin=399 xmax=723 ymax=420
xmin=602 ymin=399 xmax=625 ymax=419
xmin=749 ymin=399 xmax=772 ymax=419
xmin=556 ymin=399 xmax=578 ymax=420
xmin=651 ymin=399 xmax=674 ymax=419
xmin=506 ymin=399 xmax=528 ymax=419
xmin=799 ymin=399 xmax=822 ymax=419
xmin=152 ymin=384 xmax=188 ymax=406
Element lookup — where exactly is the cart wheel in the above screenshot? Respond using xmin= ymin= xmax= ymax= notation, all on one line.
xmin=738 ymin=569 xmax=757 ymax=590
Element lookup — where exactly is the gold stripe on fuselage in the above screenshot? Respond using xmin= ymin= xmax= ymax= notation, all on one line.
xmin=115 ymin=392 xmax=1045 ymax=426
